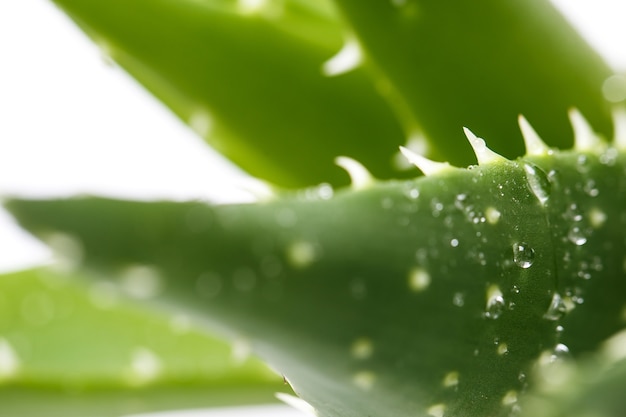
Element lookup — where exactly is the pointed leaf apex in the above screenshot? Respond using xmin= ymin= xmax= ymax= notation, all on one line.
xmin=518 ymin=115 xmax=551 ymax=156
xmin=335 ymin=156 xmax=375 ymax=190
xmin=322 ymin=37 xmax=363 ymax=77
xmin=399 ymin=146 xmax=452 ymax=176
xmin=463 ymin=127 xmax=507 ymax=165
xmin=569 ymin=108 xmax=603 ymax=151
xmin=613 ymin=107 xmax=626 ymax=149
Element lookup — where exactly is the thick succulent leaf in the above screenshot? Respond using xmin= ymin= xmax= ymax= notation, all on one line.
xmin=330 ymin=0 xmax=614 ymax=165
xmin=0 ymin=269 xmax=285 ymax=417
xmin=50 ymin=0 xmax=409 ymax=188
xmin=5 ymin=148 xmax=626 ymax=417
xmin=521 ymin=330 xmax=626 ymax=417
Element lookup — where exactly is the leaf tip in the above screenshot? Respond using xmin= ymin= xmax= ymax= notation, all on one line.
xmin=399 ymin=146 xmax=451 ymax=176
xmin=335 ymin=156 xmax=375 ymax=190
xmin=322 ymin=37 xmax=363 ymax=77
xmin=518 ymin=115 xmax=551 ymax=156
xmin=463 ymin=127 xmax=507 ymax=165
xmin=569 ymin=108 xmax=604 ymax=152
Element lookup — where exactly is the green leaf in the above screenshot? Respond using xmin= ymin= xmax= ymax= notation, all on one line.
xmin=330 ymin=0 xmax=614 ymax=164
xmin=0 ymin=269 xmax=285 ymax=417
xmin=6 ymin=147 xmax=625 ymax=417
xmin=50 ymin=0 xmax=409 ymax=188
xmin=521 ymin=330 xmax=626 ymax=417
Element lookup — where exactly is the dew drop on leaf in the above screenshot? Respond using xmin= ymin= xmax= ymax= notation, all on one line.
xmin=543 ymin=293 xmax=568 ymax=321
xmin=512 ymin=242 xmax=535 ymax=269
xmin=568 ymin=226 xmax=588 ymax=246
xmin=523 ymin=163 xmax=551 ymax=206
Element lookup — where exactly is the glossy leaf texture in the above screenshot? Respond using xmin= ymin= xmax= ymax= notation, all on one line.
xmin=0 ymin=269 xmax=285 ymax=417
xmin=50 ymin=0 xmax=408 ymax=188
xmin=6 ymin=148 xmax=626 ymax=417
xmin=331 ymin=0 xmax=614 ymax=165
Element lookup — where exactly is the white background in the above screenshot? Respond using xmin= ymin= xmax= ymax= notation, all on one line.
xmin=0 ymin=1 xmax=625 ymax=416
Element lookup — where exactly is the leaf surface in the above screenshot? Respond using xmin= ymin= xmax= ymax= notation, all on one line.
xmin=0 ymin=269 xmax=285 ymax=417
xmin=6 ymin=148 xmax=625 ymax=417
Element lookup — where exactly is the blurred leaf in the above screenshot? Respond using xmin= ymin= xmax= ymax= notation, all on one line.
xmin=6 ymin=147 xmax=625 ymax=416
xmin=0 ymin=269 xmax=285 ymax=417
xmin=330 ymin=0 xmax=614 ymax=164
xmin=51 ymin=0 xmax=409 ymax=188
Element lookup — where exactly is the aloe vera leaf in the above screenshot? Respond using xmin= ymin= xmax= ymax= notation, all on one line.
xmin=329 ymin=0 xmax=614 ymax=165
xmin=7 ymin=146 xmax=626 ymax=417
xmin=0 ymin=268 xmax=285 ymax=417
xmin=49 ymin=0 xmax=408 ymax=188
xmin=520 ymin=330 xmax=626 ymax=417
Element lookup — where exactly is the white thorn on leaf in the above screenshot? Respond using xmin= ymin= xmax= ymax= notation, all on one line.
xmin=335 ymin=156 xmax=374 ymax=190
xmin=518 ymin=115 xmax=551 ymax=156
xmin=322 ymin=37 xmax=362 ymax=77
xmin=569 ymin=108 xmax=603 ymax=151
xmin=275 ymin=393 xmax=318 ymax=416
xmin=613 ymin=107 xmax=626 ymax=149
xmin=463 ymin=127 xmax=507 ymax=165
xmin=399 ymin=146 xmax=451 ymax=176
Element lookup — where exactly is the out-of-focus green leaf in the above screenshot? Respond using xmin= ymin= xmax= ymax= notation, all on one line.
xmin=6 ymin=147 xmax=625 ymax=416
xmin=521 ymin=330 xmax=626 ymax=417
xmin=0 ymin=269 xmax=285 ymax=417
xmin=51 ymin=0 xmax=410 ymax=188
xmin=330 ymin=0 xmax=614 ymax=164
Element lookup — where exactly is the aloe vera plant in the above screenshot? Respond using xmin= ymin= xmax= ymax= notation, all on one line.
xmin=2 ymin=1 xmax=626 ymax=417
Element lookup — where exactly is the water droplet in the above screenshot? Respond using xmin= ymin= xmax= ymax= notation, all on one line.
xmin=485 ymin=285 xmax=505 ymax=319
xmin=485 ymin=206 xmax=501 ymax=224
xmin=430 ymin=198 xmax=444 ymax=217
xmin=602 ymin=74 xmax=626 ymax=103
xmin=452 ymin=292 xmax=465 ymax=307
xmin=231 ymin=338 xmax=252 ymax=364
xmin=426 ymin=403 xmax=446 ymax=417
xmin=518 ymin=372 xmax=526 ymax=383
xmin=567 ymin=226 xmax=587 ymax=246
xmin=564 ymin=203 xmax=583 ymax=222
xmin=404 ymin=186 xmax=420 ymax=200
xmin=497 ymin=342 xmax=509 ymax=355
xmin=583 ymin=179 xmax=599 ymax=197
xmin=576 ymin=154 xmax=591 ymax=173
xmin=188 ymin=109 xmax=213 ymax=137
xmin=286 ymin=241 xmax=317 ymax=268
xmin=454 ymin=193 xmax=470 ymax=210
xmin=119 ymin=265 xmax=163 ymax=299
xmin=512 ymin=242 xmax=535 ymax=269
xmin=552 ymin=343 xmax=570 ymax=359
xmin=353 ymin=371 xmax=376 ymax=391
xmin=128 ymin=347 xmax=162 ymax=385
xmin=588 ymin=208 xmax=607 ymax=228
xmin=450 ymin=238 xmax=459 ymax=248
xmin=543 ymin=293 xmax=568 ymax=321
xmin=501 ymin=390 xmax=518 ymax=406
xmin=408 ymin=268 xmax=431 ymax=292
xmin=442 ymin=371 xmax=459 ymax=388
xmin=523 ymin=163 xmax=551 ymax=205
xmin=351 ymin=338 xmax=373 ymax=360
